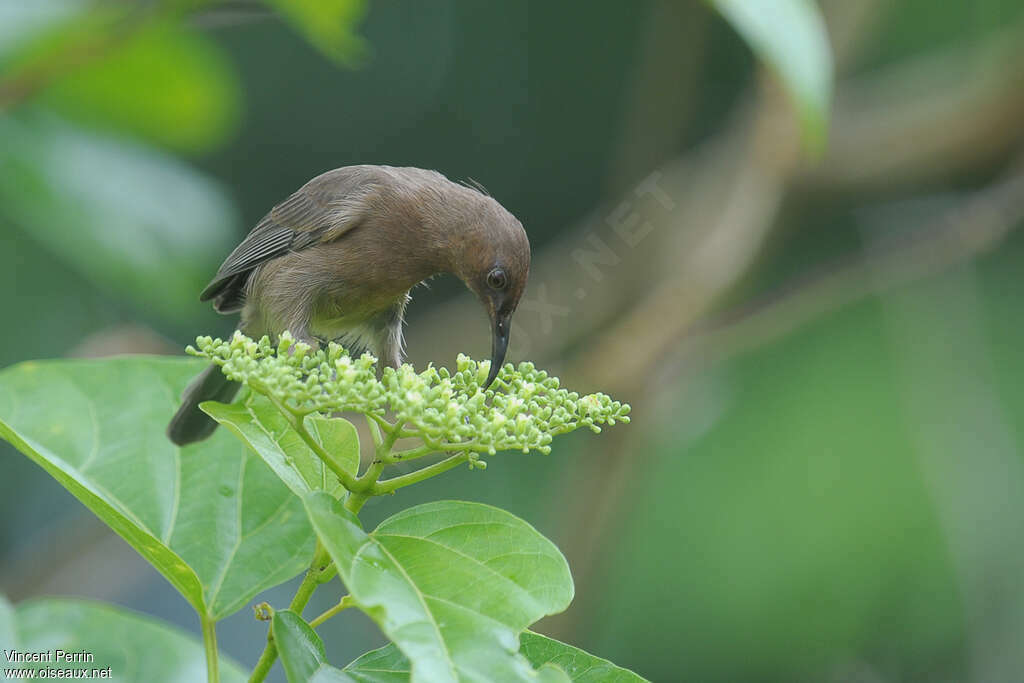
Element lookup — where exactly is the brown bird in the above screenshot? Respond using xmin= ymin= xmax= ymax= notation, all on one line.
xmin=167 ymin=165 xmax=530 ymax=446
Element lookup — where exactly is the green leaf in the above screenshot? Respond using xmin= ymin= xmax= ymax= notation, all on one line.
xmin=0 ymin=111 xmax=238 ymax=321
xmin=342 ymin=647 xmax=569 ymax=683
xmin=307 ymin=414 xmax=361 ymax=482
xmin=341 ymin=634 xmax=646 ymax=683
xmin=343 ymin=644 xmax=409 ymax=682
xmin=537 ymin=665 xmax=572 ymax=682
xmin=0 ymin=357 xmax=315 ymax=620
xmin=262 ymin=0 xmax=367 ymax=64
xmin=203 ymin=393 xmax=359 ymax=498
xmin=519 ymin=632 xmax=649 ymax=682
xmin=40 ymin=21 xmax=241 ymax=153
xmin=273 ymin=609 xmax=357 ymax=683
xmin=305 ymin=494 xmax=574 ymax=683
xmin=10 ymin=598 xmax=247 ymax=681
xmin=709 ymin=0 xmax=833 ymax=149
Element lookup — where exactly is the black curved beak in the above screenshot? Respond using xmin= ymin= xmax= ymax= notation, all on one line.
xmin=484 ymin=313 xmax=511 ymax=390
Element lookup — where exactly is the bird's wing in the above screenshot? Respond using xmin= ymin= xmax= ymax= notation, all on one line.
xmin=200 ymin=167 xmax=381 ymax=304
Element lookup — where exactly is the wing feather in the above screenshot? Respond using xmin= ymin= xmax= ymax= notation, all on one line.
xmin=199 ymin=167 xmax=382 ymax=305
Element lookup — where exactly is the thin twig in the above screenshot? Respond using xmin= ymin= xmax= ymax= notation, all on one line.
xmin=248 ymin=542 xmax=332 ymax=683
xmin=669 ymin=166 xmax=1024 ymax=381
xmin=374 ymin=453 xmax=471 ymax=494
xmin=309 ymin=595 xmax=356 ymax=628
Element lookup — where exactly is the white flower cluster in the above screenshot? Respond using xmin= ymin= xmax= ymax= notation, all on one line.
xmin=189 ymin=331 xmax=630 ymax=456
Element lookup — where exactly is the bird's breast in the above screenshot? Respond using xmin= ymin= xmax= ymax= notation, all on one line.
xmin=310 ymin=316 xmax=383 ymax=352
xmin=309 ymin=287 xmax=404 ymax=354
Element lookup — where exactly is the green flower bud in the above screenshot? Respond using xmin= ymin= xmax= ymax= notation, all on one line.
xmin=191 ymin=333 xmax=631 ymax=457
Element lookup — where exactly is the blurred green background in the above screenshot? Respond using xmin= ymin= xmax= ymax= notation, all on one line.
xmin=3 ymin=0 xmax=1024 ymax=681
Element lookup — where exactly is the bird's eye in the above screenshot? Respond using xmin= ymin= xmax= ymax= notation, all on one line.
xmin=486 ymin=268 xmax=508 ymax=291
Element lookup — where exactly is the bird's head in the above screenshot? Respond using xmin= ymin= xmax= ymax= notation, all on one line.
xmin=452 ymin=195 xmax=531 ymax=389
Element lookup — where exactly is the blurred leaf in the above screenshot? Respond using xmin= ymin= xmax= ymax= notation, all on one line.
xmin=709 ymin=0 xmax=833 ymax=149
xmin=592 ymin=296 xmax=967 ymax=680
xmin=0 ymin=593 xmax=14 ymax=650
xmin=305 ymin=494 xmax=574 ymax=683
xmin=263 ymin=0 xmax=367 ymax=64
xmin=40 ymin=21 xmax=241 ymax=153
xmin=13 ymin=598 xmax=247 ymax=681
xmin=0 ymin=0 xmax=84 ymax=60
xmin=0 ymin=0 xmax=239 ymax=152
xmin=0 ymin=111 xmax=237 ymax=321
xmin=273 ymin=609 xmax=357 ymax=683
xmin=0 ymin=357 xmax=315 ymax=620
xmin=203 ymin=393 xmax=357 ymax=498
xmin=341 ymin=634 xmax=648 ymax=683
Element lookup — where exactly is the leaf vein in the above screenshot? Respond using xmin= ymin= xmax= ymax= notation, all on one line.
xmin=374 ymin=532 xmax=548 ymax=614
xmin=205 ymin=452 xmax=248 ymax=613
xmin=370 ymin=538 xmax=458 ymax=681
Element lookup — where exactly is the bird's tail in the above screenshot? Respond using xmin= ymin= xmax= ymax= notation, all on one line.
xmin=166 ymin=364 xmax=240 ymax=446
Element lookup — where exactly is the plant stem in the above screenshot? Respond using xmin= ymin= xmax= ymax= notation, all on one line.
xmin=374 ymin=452 xmax=470 ymax=494
xmin=385 ymin=442 xmax=437 ymax=463
xmin=386 ymin=440 xmax=484 ymax=463
xmin=378 ymin=422 xmax=402 ymax=456
xmin=248 ymin=642 xmax=275 ymax=683
xmin=365 ymin=413 xmax=383 ymax=448
xmin=344 ymin=491 xmax=369 ymax=514
xmin=367 ymin=412 xmax=395 ymax=435
xmin=345 ymin=461 xmax=384 ymax=512
xmin=249 ymin=543 xmax=332 ymax=683
xmin=289 ymin=556 xmax=327 ymax=614
xmin=309 ymin=595 xmax=356 ymax=628
xmin=259 ymin=389 xmax=360 ymax=491
xmin=344 ymin=423 xmax=401 ymax=511
xmin=201 ymin=614 xmax=219 ymax=683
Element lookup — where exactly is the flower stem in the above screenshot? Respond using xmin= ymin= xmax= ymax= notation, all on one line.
xmin=248 ymin=543 xmax=332 ymax=683
xmin=258 ymin=388 xmax=360 ymax=492
xmin=385 ymin=443 xmax=437 ymax=463
xmin=289 ymin=555 xmax=327 ymax=613
xmin=365 ymin=413 xmax=383 ymax=448
xmin=201 ymin=614 xmax=219 ymax=683
xmin=386 ymin=440 xmax=485 ymax=463
xmin=374 ymin=453 xmax=470 ymax=494
xmin=247 ymin=641 xmax=275 ymax=683
xmin=309 ymin=595 xmax=356 ymax=628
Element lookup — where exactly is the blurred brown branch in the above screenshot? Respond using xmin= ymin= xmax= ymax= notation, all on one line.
xmin=821 ymin=0 xmax=885 ymax=73
xmin=808 ymin=22 xmax=1024 ymax=190
xmin=567 ymin=77 xmax=801 ymax=394
xmin=673 ymin=166 xmax=1024 ymax=378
